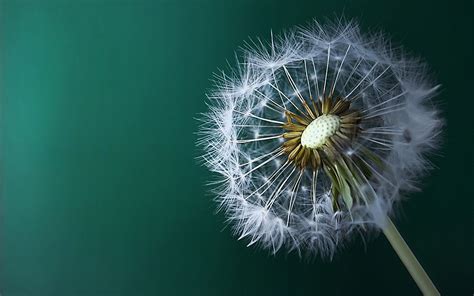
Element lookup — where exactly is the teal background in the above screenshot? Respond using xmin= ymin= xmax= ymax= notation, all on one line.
xmin=1 ymin=0 xmax=472 ymax=295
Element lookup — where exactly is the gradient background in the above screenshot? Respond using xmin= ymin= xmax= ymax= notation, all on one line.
xmin=1 ymin=0 xmax=472 ymax=295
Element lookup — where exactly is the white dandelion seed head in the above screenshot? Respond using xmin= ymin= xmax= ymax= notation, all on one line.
xmin=197 ymin=20 xmax=442 ymax=257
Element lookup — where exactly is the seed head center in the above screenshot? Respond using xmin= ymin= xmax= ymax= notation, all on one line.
xmin=301 ymin=114 xmax=340 ymax=149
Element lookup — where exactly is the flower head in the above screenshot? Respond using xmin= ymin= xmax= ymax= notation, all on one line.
xmin=198 ymin=20 xmax=441 ymax=257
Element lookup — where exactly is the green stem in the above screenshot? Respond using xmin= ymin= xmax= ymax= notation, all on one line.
xmin=382 ymin=217 xmax=440 ymax=296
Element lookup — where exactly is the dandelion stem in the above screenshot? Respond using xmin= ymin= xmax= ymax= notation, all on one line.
xmin=382 ymin=217 xmax=440 ymax=296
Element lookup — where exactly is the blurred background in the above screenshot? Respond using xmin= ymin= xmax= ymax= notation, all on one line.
xmin=1 ymin=0 xmax=472 ymax=295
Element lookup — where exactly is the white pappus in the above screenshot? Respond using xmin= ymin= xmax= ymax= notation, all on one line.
xmin=197 ymin=20 xmax=442 ymax=259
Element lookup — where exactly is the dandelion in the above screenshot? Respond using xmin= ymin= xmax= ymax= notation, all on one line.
xmin=198 ymin=20 xmax=442 ymax=295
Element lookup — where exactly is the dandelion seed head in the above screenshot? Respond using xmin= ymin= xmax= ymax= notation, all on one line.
xmin=197 ymin=19 xmax=442 ymax=257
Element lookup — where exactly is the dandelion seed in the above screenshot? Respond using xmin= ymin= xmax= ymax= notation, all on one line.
xmin=198 ymin=19 xmax=442 ymax=295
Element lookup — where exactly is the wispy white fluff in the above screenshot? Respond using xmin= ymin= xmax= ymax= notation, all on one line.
xmin=197 ymin=20 xmax=441 ymax=257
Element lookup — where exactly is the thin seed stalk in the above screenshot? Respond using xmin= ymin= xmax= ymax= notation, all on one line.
xmin=382 ymin=217 xmax=440 ymax=296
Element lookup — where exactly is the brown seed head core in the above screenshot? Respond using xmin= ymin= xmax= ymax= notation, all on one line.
xmin=280 ymin=96 xmax=363 ymax=210
xmin=281 ymin=97 xmax=360 ymax=170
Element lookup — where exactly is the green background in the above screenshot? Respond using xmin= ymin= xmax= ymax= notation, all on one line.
xmin=1 ymin=0 xmax=472 ymax=295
